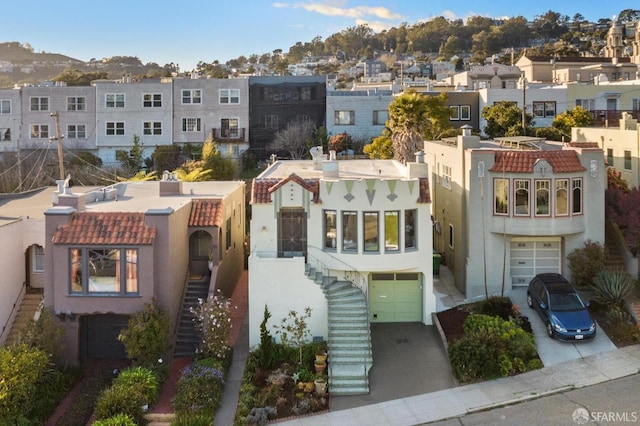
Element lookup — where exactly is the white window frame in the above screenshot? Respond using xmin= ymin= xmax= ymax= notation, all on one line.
xmin=441 ymin=164 xmax=452 ymax=190
xmin=182 ymin=89 xmax=202 ymax=104
xmin=460 ymin=105 xmax=471 ymax=120
xmin=494 ymin=178 xmax=509 ymax=215
xmin=105 ymin=93 xmax=125 ymax=108
xmin=32 ymin=245 xmax=44 ymax=273
xmin=106 ymin=122 xmax=125 ymax=135
xmin=449 ymin=106 xmax=460 ymax=120
xmin=30 ymin=124 xmax=49 ymax=139
xmin=30 ymin=97 xmax=49 ymax=111
xmin=182 ymin=117 xmax=201 ymax=132
xmin=624 ymin=150 xmax=632 ymax=171
xmin=67 ymin=96 xmax=86 ymax=111
xmin=219 ymin=89 xmax=240 ymax=104
xmin=67 ymin=124 xmax=86 ymax=139
xmin=1 ymin=99 xmax=11 ymax=114
xmin=533 ymin=101 xmax=556 ymax=118
xmin=143 ymin=121 xmax=162 ymax=135
xmin=334 ymin=110 xmax=355 ymax=125
xmin=572 ymin=178 xmax=583 ymax=215
xmin=143 ymin=93 xmax=162 ymax=108
xmin=373 ymin=110 xmax=388 ymax=125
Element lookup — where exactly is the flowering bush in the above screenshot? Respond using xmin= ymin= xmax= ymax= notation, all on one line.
xmin=190 ymin=290 xmax=234 ymax=359
xmin=173 ymin=362 xmax=225 ymax=419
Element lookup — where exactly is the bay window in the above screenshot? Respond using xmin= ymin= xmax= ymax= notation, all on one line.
xmin=70 ymin=248 xmax=138 ymax=295
xmin=364 ymin=212 xmax=379 ymax=252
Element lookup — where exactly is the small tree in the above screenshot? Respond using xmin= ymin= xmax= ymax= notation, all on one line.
xmin=566 ymin=240 xmax=606 ymax=288
xmin=552 ymin=106 xmax=593 ymax=139
xmin=275 ymin=307 xmax=312 ymax=365
xmin=190 ymin=290 xmax=234 ymax=359
xmin=116 ymin=134 xmax=145 ymax=177
xmin=364 ymin=129 xmax=394 ymax=159
xmin=257 ymin=305 xmax=277 ymax=370
xmin=270 ymin=120 xmax=316 ymax=159
xmin=328 ymin=132 xmax=353 ymax=153
xmin=202 ymin=138 xmax=237 ymax=180
xmin=118 ymin=298 xmax=170 ymax=369
xmin=482 ymin=101 xmax=533 ymax=138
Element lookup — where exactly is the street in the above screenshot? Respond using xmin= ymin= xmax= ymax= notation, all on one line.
xmin=427 ymin=373 xmax=640 ymax=425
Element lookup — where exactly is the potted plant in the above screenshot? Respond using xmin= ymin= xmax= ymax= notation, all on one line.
xmin=314 ymin=359 xmax=326 ymax=373
xmin=314 ymin=376 xmax=327 ymax=395
xmin=208 ymin=251 xmax=213 ymax=271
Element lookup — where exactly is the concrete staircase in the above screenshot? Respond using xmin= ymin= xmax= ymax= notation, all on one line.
xmin=173 ymin=278 xmax=209 ymax=358
xmin=306 ymin=265 xmax=372 ymax=395
xmin=604 ymin=223 xmax=626 ymax=271
xmin=144 ymin=412 xmax=175 ymax=426
xmin=4 ymin=291 xmax=43 ymax=343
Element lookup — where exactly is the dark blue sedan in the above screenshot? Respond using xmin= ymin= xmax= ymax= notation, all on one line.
xmin=527 ymin=273 xmax=596 ymax=341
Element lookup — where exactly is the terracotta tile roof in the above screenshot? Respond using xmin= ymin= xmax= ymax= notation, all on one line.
xmin=251 ymin=174 xmax=320 ymax=204
xmin=567 ymin=142 xmax=600 ymax=149
xmin=417 ymin=178 xmax=431 ymax=203
xmin=489 ymin=151 xmax=586 ymax=173
xmin=52 ymin=212 xmax=156 ymax=245
xmin=189 ymin=199 xmax=223 ymax=227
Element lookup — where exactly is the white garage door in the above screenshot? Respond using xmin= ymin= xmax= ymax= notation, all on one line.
xmin=510 ymin=238 xmax=561 ymax=286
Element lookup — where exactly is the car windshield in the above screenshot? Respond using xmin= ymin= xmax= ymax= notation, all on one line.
xmin=549 ymin=292 xmax=585 ymax=311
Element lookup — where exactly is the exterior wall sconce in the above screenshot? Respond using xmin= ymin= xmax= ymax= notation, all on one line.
xmin=56 ymin=309 xmax=75 ymax=321
xmin=66 ymin=310 xmax=75 ymax=321
xmin=261 ymin=226 xmax=268 ymax=233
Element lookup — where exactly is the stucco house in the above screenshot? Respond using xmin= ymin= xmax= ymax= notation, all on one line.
xmin=248 ymin=150 xmax=434 ymax=395
xmin=425 ymin=127 xmax=606 ymax=298
xmin=42 ymin=177 xmax=245 ymax=364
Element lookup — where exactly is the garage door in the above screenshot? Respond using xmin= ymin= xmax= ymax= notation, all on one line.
xmin=510 ymin=238 xmax=561 ymax=286
xmin=81 ymin=314 xmax=129 ymax=359
xmin=369 ymin=273 xmax=422 ymax=322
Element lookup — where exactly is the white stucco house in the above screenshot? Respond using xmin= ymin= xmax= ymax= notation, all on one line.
xmin=248 ymin=150 xmax=434 ymax=395
xmin=425 ymin=127 xmax=606 ymax=298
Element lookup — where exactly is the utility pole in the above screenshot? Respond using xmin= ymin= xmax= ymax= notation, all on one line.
xmin=50 ymin=111 xmax=65 ymax=180
xmin=519 ymin=74 xmax=527 ymax=136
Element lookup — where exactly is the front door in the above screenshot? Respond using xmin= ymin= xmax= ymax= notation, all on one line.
xmin=278 ymin=208 xmax=307 ymax=258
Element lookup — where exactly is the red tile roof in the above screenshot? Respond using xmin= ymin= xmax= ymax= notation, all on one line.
xmin=567 ymin=142 xmax=600 ymax=149
xmin=189 ymin=199 xmax=223 ymax=227
xmin=52 ymin=212 xmax=156 ymax=245
xmin=252 ymin=174 xmax=320 ymax=204
xmin=489 ymin=150 xmax=586 ymax=173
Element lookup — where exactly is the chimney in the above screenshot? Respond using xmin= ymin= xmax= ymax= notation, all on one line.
xmin=159 ymin=171 xmax=183 ymax=196
xmin=322 ymin=150 xmax=339 ymax=178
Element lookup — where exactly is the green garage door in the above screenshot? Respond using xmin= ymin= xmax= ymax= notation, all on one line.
xmin=369 ymin=273 xmax=422 ymax=322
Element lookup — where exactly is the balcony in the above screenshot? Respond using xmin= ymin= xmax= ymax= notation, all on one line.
xmin=589 ymin=110 xmax=640 ymax=127
xmin=210 ymin=128 xmax=246 ymax=143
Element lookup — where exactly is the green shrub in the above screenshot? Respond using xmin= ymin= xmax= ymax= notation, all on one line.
xmin=472 ymin=296 xmax=514 ymax=320
xmin=606 ymin=306 xmax=633 ymax=325
xmin=173 ymin=363 xmax=225 ymax=417
xmin=113 ymin=366 xmax=160 ymax=405
xmin=567 ymin=240 xmax=606 ymax=288
xmin=118 ymin=298 xmax=170 ymax=370
xmin=94 ymin=384 xmax=145 ymax=424
xmin=448 ymin=330 xmax=502 ymax=382
xmin=172 ymin=412 xmax=214 ymax=426
xmin=591 ymin=269 xmax=636 ymax=306
xmin=92 ymin=413 xmax=137 ymax=426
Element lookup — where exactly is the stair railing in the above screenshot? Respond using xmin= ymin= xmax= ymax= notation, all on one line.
xmin=306 ymin=245 xmax=368 ymax=298
xmin=0 ymin=281 xmax=26 ymax=343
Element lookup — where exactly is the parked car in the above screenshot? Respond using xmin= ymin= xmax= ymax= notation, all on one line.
xmin=527 ymin=273 xmax=596 ymax=341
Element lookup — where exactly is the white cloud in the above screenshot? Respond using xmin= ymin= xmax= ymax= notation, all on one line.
xmin=274 ymin=1 xmax=404 ymax=20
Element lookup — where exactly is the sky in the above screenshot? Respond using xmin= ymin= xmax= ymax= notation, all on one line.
xmin=3 ymin=1 xmax=638 ymax=71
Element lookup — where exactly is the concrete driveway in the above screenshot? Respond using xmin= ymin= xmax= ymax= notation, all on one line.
xmin=507 ymin=287 xmax=617 ymax=367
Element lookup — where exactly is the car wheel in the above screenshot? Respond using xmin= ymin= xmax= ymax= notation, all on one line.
xmin=546 ymin=322 xmax=554 ymax=338
xmin=527 ymin=293 xmax=533 ymax=308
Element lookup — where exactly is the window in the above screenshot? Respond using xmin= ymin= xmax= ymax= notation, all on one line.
xmin=143 ymin=93 xmax=162 ymax=107
xmin=105 ymin=93 xmax=125 ymax=108
xmin=533 ymin=101 xmax=556 ymax=118
xmin=404 ymin=210 xmax=416 ymax=249
xmin=441 ymin=165 xmax=452 ymax=189
xmin=334 ymin=110 xmax=355 ymax=125
xmin=555 ymin=179 xmax=569 ymax=216
xmin=226 ymin=218 xmax=232 ymax=250
xmin=143 ymin=121 xmax=162 ymax=135
xmin=448 ymin=224 xmax=454 ymax=249
xmin=535 ymin=180 xmax=550 ymax=216
xmin=632 ymin=99 xmax=639 ymax=112
xmin=575 ymin=99 xmax=595 ymax=110
xmin=32 ymin=245 xmax=44 ymax=273
xmin=106 ymin=122 xmax=125 ymax=135
xmin=384 ymin=211 xmax=399 ymax=251
xmin=219 ymin=89 xmax=240 ymax=104
xmin=182 ymin=117 xmax=201 ymax=132
xmin=572 ymin=178 xmax=582 ymax=214
xmin=324 ymin=210 xmax=337 ymax=249
xmin=30 ymin=97 xmax=49 ymax=111
xmin=70 ymin=248 xmax=138 ymax=295
xmin=67 ymin=96 xmax=86 ymax=111
xmin=221 ymin=118 xmax=239 ymax=137
xmin=449 ymin=106 xmax=460 ymax=120
xmin=67 ymin=124 xmax=86 ymax=139
xmin=624 ymin=150 xmax=632 ymax=170
xmin=264 ymin=115 xmax=278 ymax=129
xmin=606 ymin=148 xmax=614 ymax=166
xmin=494 ymin=178 xmax=509 ymax=215
xmin=0 ymin=99 xmax=9 ymax=114
xmin=373 ymin=110 xmax=388 ymax=125
xmin=515 ymin=180 xmax=529 ymax=215
xmin=182 ymin=89 xmax=202 ymax=104
xmin=460 ymin=105 xmax=471 ymax=120
xmin=30 ymin=124 xmax=48 ymax=138
xmin=364 ymin=212 xmax=379 ymax=252
xmin=0 ymin=128 xmax=10 ymax=141
xmin=342 ymin=211 xmax=358 ymax=252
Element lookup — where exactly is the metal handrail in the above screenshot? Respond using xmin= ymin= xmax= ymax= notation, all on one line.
xmin=306 ymin=245 xmax=368 ymax=299
xmin=0 ymin=281 xmax=27 ymax=343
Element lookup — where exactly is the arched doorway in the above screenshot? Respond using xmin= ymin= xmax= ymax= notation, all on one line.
xmin=189 ymin=230 xmax=213 ymax=275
